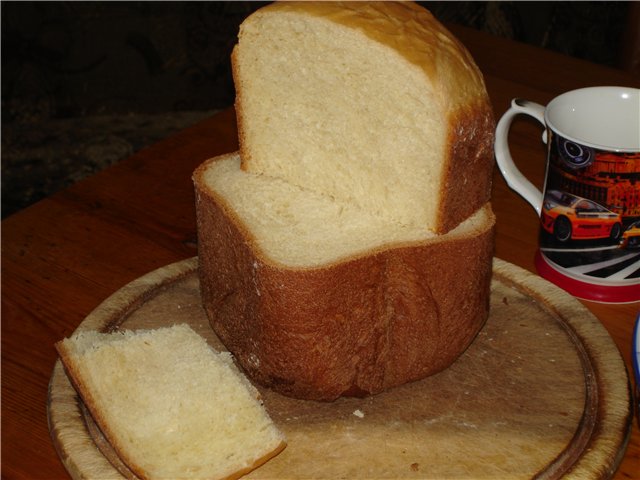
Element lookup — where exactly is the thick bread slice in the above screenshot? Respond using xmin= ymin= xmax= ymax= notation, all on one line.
xmin=233 ymin=1 xmax=495 ymax=234
xmin=194 ymin=154 xmax=495 ymax=401
xmin=55 ymin=324 xmax=286 ymax=480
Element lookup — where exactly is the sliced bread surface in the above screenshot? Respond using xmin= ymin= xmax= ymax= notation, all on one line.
xmin=198 ymin=153 xmax=436 ymax=268
xmin=55 ymin=324 xmax=286 ymax=480
xmin=233 ymin=1 xmax=495 ymax=234
xmin=194 ymin=154 xmax=495 ymax=401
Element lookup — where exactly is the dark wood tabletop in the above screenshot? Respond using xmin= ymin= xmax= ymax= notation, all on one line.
xmin=2 ymin=24 xmax=639 ymax=479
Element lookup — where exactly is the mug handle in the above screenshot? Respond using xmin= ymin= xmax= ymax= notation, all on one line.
xmin=494 ymin=98 xmax=546 ymax=216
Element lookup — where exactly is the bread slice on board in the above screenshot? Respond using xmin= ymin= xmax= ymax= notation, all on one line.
xmin=194 ymin=153 xmax=495 ymax=401
xmin=232 ymin=1 xmax=495 ymax=234
xmin=55 ymin=324 xmax=286 ymax=480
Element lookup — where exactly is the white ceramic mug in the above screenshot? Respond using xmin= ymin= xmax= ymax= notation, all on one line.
xmin=495 ymin=86 xmax=640 ymax=303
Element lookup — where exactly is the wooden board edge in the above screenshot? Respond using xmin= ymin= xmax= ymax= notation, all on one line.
xmin=492 ymin=258 xmax=633 ymax=479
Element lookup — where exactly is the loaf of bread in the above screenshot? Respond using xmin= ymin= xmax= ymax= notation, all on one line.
xmin=232 ymin=1 xmax=494 ymax=234
xmin=194 ymin=153 xmax=495 ymax=401
xmin=55 ymin=324 xmax=286 ymax=480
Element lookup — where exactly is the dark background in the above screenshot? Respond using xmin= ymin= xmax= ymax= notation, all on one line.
xmin=2 ymin=1 xmax=636 ymax=218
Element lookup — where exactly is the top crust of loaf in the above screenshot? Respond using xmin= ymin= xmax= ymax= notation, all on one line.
xmin=241 ymin=1 xmax=487 ymax=107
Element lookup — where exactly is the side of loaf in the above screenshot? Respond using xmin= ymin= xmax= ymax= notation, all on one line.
xmin=55 ymin=324 xmax=286 ymax=480
xmin=194 ymin=154 xmax=495 ymax=401
xmin=233 ymin=1 xmax=495 ymax=234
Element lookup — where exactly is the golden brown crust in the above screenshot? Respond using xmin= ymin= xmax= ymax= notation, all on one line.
xmin=194 ymin=157 xmax=496 ymax=401
xmin=230 ymin=47 xmax=252 ymax=173
xmin=221 ymin=441 xmax=287 ymax=480
xmin=437 ymin=100 xmax=496 ymax=233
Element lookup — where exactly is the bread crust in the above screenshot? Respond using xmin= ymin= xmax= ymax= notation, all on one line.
xmin=437 ymin=101 xmax=495 ymax=233
xmin=194 ymin=156 xmax=496 ymax=401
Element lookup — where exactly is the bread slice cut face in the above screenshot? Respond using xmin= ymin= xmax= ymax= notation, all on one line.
xmin=198 ymin=153 xmax=440 ymax=268
xmin=194 ymin=153 xmax=495 ymax=401
xmin=55 ymin=324 xmax=286 ymax=479
xmin=233 ymin=1 xmax=495 ymax=234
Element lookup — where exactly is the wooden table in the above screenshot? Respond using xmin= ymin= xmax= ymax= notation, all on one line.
xmin=2 ymin=24 xmax=639 ymax=479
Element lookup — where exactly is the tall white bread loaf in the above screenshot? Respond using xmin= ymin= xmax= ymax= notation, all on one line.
xmin=55 ymin=324 xmax=286 ymax=480
xmin=233 ymin=1 xmax=495 ymax=234
xmin=194 ymin=154 xmax=495 ymax=401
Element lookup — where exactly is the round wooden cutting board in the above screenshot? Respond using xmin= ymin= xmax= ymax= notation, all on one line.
xmin=47 ymin=257 xmax=632 ymax=479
